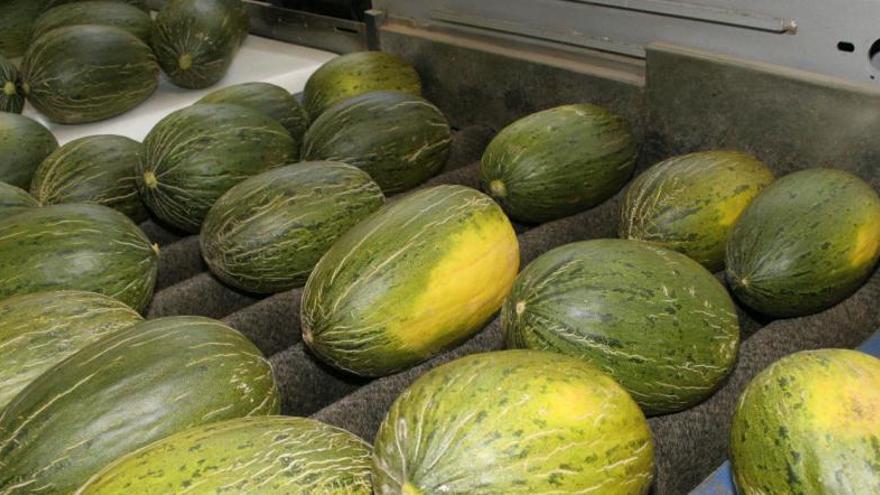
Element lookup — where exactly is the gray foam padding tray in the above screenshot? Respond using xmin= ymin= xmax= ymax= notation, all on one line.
xmin=139 ymin=126 xmax=880 ymax=495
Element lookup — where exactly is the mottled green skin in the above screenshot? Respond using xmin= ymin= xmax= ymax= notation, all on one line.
xmin=202 ymin=162 xmax=384 ymax=294
xmin=45 ymin=0 xmax=148 ymax=11
xmin=620 ymin=151 xmax=774 ymax=272
xmin=137 ymin=103 xmax=297 ymax=233
xmin=0 ymin=0 xmax=47 ymax=58
xmin=302 ymin=91 xmax=451 ymax=193
xmin=31 ymin=2 xmax=153 ymax=42
xmin=197 ymin=82 xmax=308 ymax=151
xmin=78 ymin=416 xmax=373 ymax=495
xmin=726 ymin=168 xmax=880 ymax=317
xmin=22 ymin=25 xmax=159 ymax=124
xmin=373 ymin=350 xmax=654 ymax=494
xmin=0 ymin=316 xmax=279 ymax=494
xmin=0 ymin=203 xmax=158 ymax=312
xmin=0 ymin=181 xmax=38 ymax=216
xmin=30 ymin=135 xmax=148 ymax=222
xmin=730 ymin=349 xmax=880 ymax=494
xmin=481 ymin=104 xmax=637 ymax=224
xmin=151 ymin=0 xmax=249 ymax=89
xmin=303 ymin=51 xmax=421 ymax=120
xmin=0 ymin=55 xmax=24 ymax=114
xmin=0 ymin=290 xmax=141 ymax=410
xmin=503 ymin=239 xmax=740 ymax=415
xmin=0 ymin=113 xmax=58 ymax=188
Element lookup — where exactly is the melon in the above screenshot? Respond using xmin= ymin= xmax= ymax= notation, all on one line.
xmin=0 ymin=181 xmax=38 ymax=215
xmin=0 ymin=112 xmax=58 ymax=188
xmin=0 ymin=55 xmax=24 ymax=113
xmin=31 ymin=1 xmax=153 ymax=42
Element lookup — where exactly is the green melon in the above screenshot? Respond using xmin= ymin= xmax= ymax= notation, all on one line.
xmin=373 ymin=349 xmax=654 ymax=494
xmin=0 ymin=316 xmax=279 ymax=494
xmin=30 ymin=134 xmax=148 ymax=222
xmin=0 ymin=55 xmax=24 ymax=113
xmin=22 ymin=24 xmax=159 ymax=124
xmin=197 ymin=82 xmax=309 ymax=150
xmin=303 ymin=51 xmax=421 ymax=120
xmin=503 ymin=238 xmax=740 ymax=415
xmin=45 ymin=0 xmax=148 ymax=11
xmin=302 ymin=91 xmax=452 ymax=193
xmin=0 ymin=181 xmax=38 ymax=216
xmin=151 ymin=0 xmax=249 ymax=89
xmin=77 ymin=416 xmax=373 ymax=494
xmin=302 ymin=185 xmax=519 ymax=377
xmin=0 ymin=203 xmax=158 ymax=312
xmin=620 ymin=151 xmax=774 ymax=272
xmin=31 ymin=1 xmax=153 ymax=42
xmin=726 ymin=168 xmax=880 ymax=317
xmin=481 ymin=104 xmax=637 ymax=223
xmin=730 ymin=349 xmax=880 ymax=494
xmin=201 ymin=161 xmax=385 ymax=294
xmin=137 ymin=103 xmax=297 ymax=233
xmin=0 ymin=290 xmax=141 ymax=410
xmin=0 ymin=0 xmax=47 ymax=59
xmin=0 ymin=112 xmax=58 ymax=188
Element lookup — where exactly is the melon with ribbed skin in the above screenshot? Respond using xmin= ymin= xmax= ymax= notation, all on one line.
xmin=151 ymin=0 xmax=249 ymax=89
xmin=197 ymin=82 xmax=309 ymax=150
xmin=22 ymin=25 xmax=159 ymax=124
xmin=503 ymin=239 xmax=740 ymax=415
xmin=0 ymin=316 xmax=280 ymax=495
xmin=481 ymin=104 xmax=637 ymax=223
xmin=31 ymin=1 xmax=153 ymax=42
xmin=137 ymin=103 xmax=297 ymax=233
xmin=30 ymin=135 xmax=148 ymax=222
xmin=373 ymin=350 xmax=654 ymax=494
xmin=620 ymin=151 xmax=774 ymax=272
xmin=302 ymin=185 xmax=519 ymax=377
xmin=0 ymin=55 xmax=24 ymax=113
xmin=726 ymin=168 xmax=880 ymax=317
xmin=0 ymin=181 xmax=38 ymax=215
xmin=0 ymin=113 xmax=58 ymax=188
xmin=302 ymin=91 xmax=452 ymax=193
xmin=201 ymin=162 xmax=385 ymax=294
xmin=77 ymin=416 xmax=373 ymax=495
xmin=730 ymin=349 xmax=880 ymax=494
xmin=0 ymin=290 xmax=142 ymax=411
xmin=0 ymin=203 xmax=158 ymax=312
xmin=303 ymin=51 xmax=421 ymax=120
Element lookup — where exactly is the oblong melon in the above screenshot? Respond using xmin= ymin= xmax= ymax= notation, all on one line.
xmin=0 ymin=181 xmax=38 ymax=216
xmin=373 ymin=349 xmax=654 ymax=494
xmin=503 ymin=238 xmax=740 ymax=415
xmin=302 ymin=185 xmax=519 ymax=376
xmin=0 ymin=290 xmax=142 ymax=410
xmin=31 ymin=1 xmax=153 ymax=42
xmin=620 ymin=150 xmax=774 ymax=272
xmin=726 ymin=168 xmax=880 ymax=317
xmin=302 ymin=91 xmax=452 ymax=193
xmin=201 ymin=161 xmax=385 ymax=294
xmin=0 ymin=316 xmax=279 ymax=494
xmin=0 ymin=55 xmax=24 ymax=113
xmin=0 ymin=112 xmax=58 ymax=188
xmin=30 ymin=134 xmax=148 ymax=222
xmin=0 ymin=0 xmax=46 ymax=59
xmin=77 ymin=416 xmax=373 ymax=494
xmin=730 ymin=349 xmax=880 ymax=494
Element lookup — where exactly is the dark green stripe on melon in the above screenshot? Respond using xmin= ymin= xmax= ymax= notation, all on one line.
xmin=0 ymin=55 xmax=24 ymax=114
xmin=151 ymin=0 xmax=249 ymax=89
xmin=725 ymin=168 xmax=880 ymax=317
xmin=197 ymin=82 xmax=308 ymax=152
xmin=0 ymin=113 xmax=58 ymax=188
xmin=481 ymin=104 xmax=637 ymax=223
xmin=0 ymin=0 xmax=47 ymax=58
xmin=78 ymin=416 xmax=373 ymax=494
xmin=620 ymin=150 xmax=774 ymax=272
xmin=503 ymin=238 xmax=740 ymax=415
xmin=137 ymin=103 xmax=297 ymax=233
xmin=0 ymin=290 xmax=142 ymax=410
xmin=32 ymin=1 xmax=153 ymax=42
xmin=0 ymin=203 xmax=158 ymax=312
xmin=30 ymin=135 xmax=148 ymax=222
xmin=0 ymin=181 xmax=38 ymax=216
xmin=304 ymin=51 xmax=421 ymax=120
xmin=302 ymin=91 xmax=452 ymax=193
xmin=0 ymin=316 xmax=279 ymax=494
xmin=201 ymin=161 xmax=385 ymax=294
xmin=22 ymin=24 xmax=159 ymax=124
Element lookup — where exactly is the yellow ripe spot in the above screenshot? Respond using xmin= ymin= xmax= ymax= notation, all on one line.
xmin=178 ymin=53 xmax=193 ymax=71
xmin=809 ymin=375 xmax=880 ymax=436
xmin=850 ymin=216 xmax=880 ymax=268
xmin=538 ymin=382 xmax=602 ymax=426
xmin=3 ymin=81 xmax=15 ymax=96
xmin=401 ymin=482 xmax=423 ymax=495
xmin=143 ymin=170 xmax=158 ymax=189
xmin=716 ymin=188 xmax=759 ymax=228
